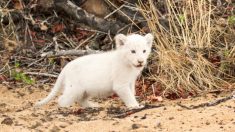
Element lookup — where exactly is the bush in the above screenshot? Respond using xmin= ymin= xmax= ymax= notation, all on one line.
xmin=140 ymin=0 xmax=235 ymax=97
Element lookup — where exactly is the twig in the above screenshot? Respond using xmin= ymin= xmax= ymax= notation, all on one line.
xmin=75 ymin=33 xmax=96 ymax=50
xmin=177 ymin=93 xmax=235 ymax=110
xmin=25 ymin=72 xmax=58 ymax=78
xmin=27 ymin=58 xmax=45 ymax=67
xmin=104 ymin=4 xmax=125 ymax=19
xmin=41 ymin=49 xmax=101 ymax=57
xmin=112 ymin=104 xmax=164 ymax=118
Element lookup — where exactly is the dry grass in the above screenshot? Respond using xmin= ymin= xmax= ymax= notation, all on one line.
xmin=140 ymin=0 xmax=235 ymax=96
xmin=0 ymin=1 xmax=21 ymax=52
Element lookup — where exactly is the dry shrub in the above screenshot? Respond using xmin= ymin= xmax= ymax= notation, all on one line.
xmin=0 ymin=1 xmax=21 ymax=52
xmin=140 ymin=0 xmax=235 ymax=97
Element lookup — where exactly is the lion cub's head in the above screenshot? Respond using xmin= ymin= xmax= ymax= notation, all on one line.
xmin=115 ymin=33 xmax=153 ymax=69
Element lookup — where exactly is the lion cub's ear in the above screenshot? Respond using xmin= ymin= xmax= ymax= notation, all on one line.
xmin=115 ymin=34 xmax=127 ymax=48
xmin=144 ymin=33 xmax=154 ymax=48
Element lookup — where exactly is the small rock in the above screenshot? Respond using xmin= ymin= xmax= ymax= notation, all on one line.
xmin=45 ymin=116 xmax=53 ymax=121
xmin=156 ymin=121 xmax=161 ymax=128
xmin=140 ymin=114 xmax=147 ymax=119
xmin=50 ymin=126 xmax=60 ymax=132
xmin=227 ymin=105 xmax=232 ymax=108
xmin=177 ymin=108 xmax=183 ymax=111
xmin=112 ymin=121 xmax=119 ymax=125
xmin=0 ymin=103 xmax=6 ymax=107
xmin=59 ymin=124 xmax=67 ymax=128
xmin=206 ymin=122 xmax=210 ymax=125
xmin=169 ymin=117 xmax=174 ymax=120
xmin=31 ymin=113 xmax=39 ymax=117
xmin=30 ymin=122 xmax=42 ymax=129
xmin=1 ymin=117 xmax=13 ymax=125
xmin=134 ymin=116 xmax=138 ymax=118
xmin=132 ymin=123 xmax=141 ymax=129
xmin=61 ymin=112 xmax=69 ymax=117
xmin=40 ymin=118 xmax=46 ymax=122
xmin=218 ymin=121 xmax=224 ymax=125
xmin=15 ymin=109 xmax=23 ymax=112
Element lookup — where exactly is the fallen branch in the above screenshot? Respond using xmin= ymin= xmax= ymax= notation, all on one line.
xmin=112 ymin=104 xmax=164 ymax=118
xmin=41 ymin=49 xmax=101 ymax=57
xmin=25 ymin=72 xmax=58 ymax=78
xmin=54 ymin=0 xmax=126 ymax=34
xmin=177 ymin=93 xmax=235 ymax=110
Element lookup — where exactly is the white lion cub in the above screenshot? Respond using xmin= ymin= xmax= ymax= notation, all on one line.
xmin=35 ymin=33 xmax=153 ymax=108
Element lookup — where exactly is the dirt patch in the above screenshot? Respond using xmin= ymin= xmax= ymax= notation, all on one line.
xmin=0 ymin=84 xmax=235 ymax=132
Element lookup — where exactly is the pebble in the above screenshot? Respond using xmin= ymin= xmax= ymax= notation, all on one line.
xmin=59 ymin=124 xmax=67 ymax=128
xmin=156 ymin=121 xmax=161 ymax=128
xmin=132 ymin=123 xmax=141 ymax=129
xmin=30 ymin=122 xmax=42 ymax=129
xmin=50 ymin=126 xmax=60 ymax=132
xmin=206 ymin=121 xmax=210 ymax=125
xmin=140 ymin=114 xmax=147 ymax=119
xmin=1 ymin=117 xmax=13 ymax=125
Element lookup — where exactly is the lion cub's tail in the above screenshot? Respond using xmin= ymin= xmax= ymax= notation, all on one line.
xmin=34 ymin=71 xmax=64 ymax=107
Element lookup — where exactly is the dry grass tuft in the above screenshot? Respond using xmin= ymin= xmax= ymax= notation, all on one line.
xmin=0 ymin=1 xmax=21 ymax=51
xmin=140 ymin=0 xmax=235 ymax=97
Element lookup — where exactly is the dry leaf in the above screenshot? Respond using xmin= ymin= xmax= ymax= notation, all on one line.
xmin=0 ymin=75 xmax=7 ymax=82
xmin=3 ymin=39 xmax=19 ymax=52
xmin=148 ymin=95 xmax=163 ymax=102
xmin=13 ymin=0 xmax=23 ymax=10
xmin=52 ymin=24 xmax=65 ymax=33
xmin=40 ymin=23 xmax=48 ymax=31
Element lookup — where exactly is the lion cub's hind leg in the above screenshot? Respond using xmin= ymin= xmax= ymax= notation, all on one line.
xmin=77 ymin=93 xmax=100 ymax=108
xmin=58 ymin=90 xmax=78 ymax=107
xmin=58 ymin=84 xmax=83 ymax=107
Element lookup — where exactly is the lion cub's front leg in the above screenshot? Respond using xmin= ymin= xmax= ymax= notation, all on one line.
xmin=113 ymin=83 xmax=141 ymax=109
xmin=130 ymin=81 xmax=136 ymax=96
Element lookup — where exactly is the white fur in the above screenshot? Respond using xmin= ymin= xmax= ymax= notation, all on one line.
xmin=35 ymin=33 xmax=153 ymax=108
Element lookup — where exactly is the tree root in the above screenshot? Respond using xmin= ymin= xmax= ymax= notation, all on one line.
xmin=177 ymin=93 xmax=235 ymax=110
xmin=111 ymin=104 xmax=164 ymax=118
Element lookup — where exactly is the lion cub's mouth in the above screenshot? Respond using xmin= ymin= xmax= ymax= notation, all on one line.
xmin=134 ymin=64 xmax=144 ymax=68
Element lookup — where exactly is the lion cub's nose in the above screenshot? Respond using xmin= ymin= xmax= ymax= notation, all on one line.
xmin=138 ymin=60 xmax=144 ymax=64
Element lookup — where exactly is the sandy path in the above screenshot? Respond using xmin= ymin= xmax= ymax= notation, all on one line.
xmin=0 ymin=84 xmax=235 ymax=132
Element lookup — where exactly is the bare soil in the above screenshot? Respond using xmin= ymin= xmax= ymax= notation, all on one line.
xmin=0 ymin=84 xmax=235 ymax=132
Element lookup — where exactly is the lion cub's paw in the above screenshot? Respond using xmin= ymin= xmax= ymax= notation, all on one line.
xmin=128 ymin=104 xmax=144 ymax=110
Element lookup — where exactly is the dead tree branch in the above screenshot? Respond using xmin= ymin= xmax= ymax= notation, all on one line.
xmin=54 ymin=0 xmax=126 ymax=34
xmin=25 ymin=72 xmax=58 ymax=78
xmin=41 ymin=49 xmax=101 ymax=57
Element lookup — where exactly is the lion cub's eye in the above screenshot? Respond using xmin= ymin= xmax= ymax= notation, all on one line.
xmin=143 ymin=50 xmax=146 ymax=53
xmin=131 ymin=50 xmax=136 ymax=54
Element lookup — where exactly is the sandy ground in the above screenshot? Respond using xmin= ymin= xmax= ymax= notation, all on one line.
xmin=0 ymin=84 xmax=235 ymax=132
